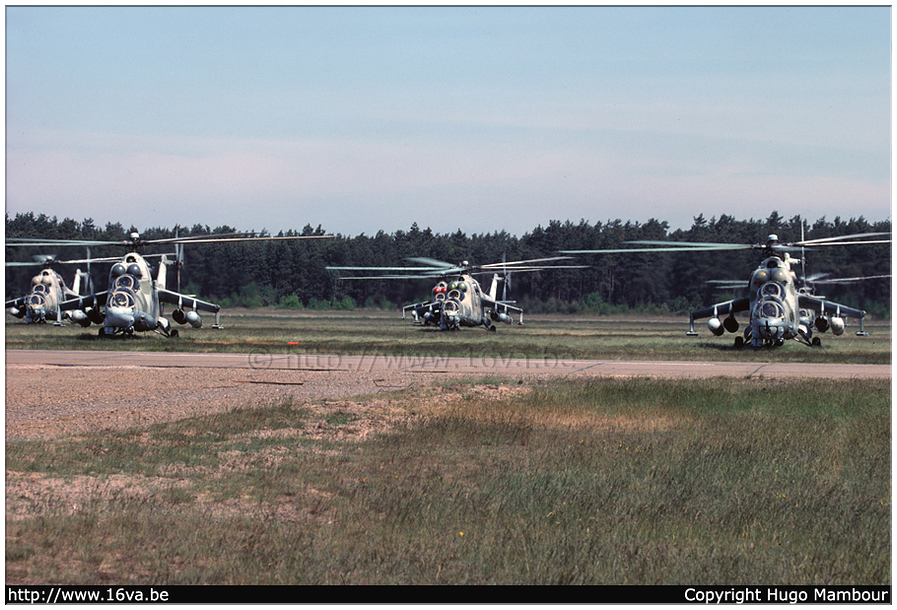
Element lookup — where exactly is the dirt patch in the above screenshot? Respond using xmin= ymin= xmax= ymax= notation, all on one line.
xmin=5 ymin=363 xmax=534 ymax=530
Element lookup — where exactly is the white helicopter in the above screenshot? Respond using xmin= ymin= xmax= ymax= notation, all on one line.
xmin=8 ymin=230 xmax=333 ymax=337
xmin=5 ymin=255 xmax=103 ymax=325
xmin=328 ymin=256 xmax=587 ymax=331
xmin=707 ymin=263 xmax=892 ymax=344
xmin=562 ymin=231 xmax=890 ymax=348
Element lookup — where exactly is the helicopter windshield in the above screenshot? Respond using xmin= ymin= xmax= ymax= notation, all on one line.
xmin=113 ymin=275 xmax=140 ymax=291
xmin=759 ymin=282 xmax=785 ymax=299
xmin=26 ymin=294 xmax=45 ymax=307
xmin=109 ymin=289 xmax=137 ymax=309
xmin=759 ymin=300 xmax=785 ymax=319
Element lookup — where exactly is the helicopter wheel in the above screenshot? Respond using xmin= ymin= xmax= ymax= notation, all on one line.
xmin=170 ymin=329 xmax=179 ymax=338
xmin=811 ymin=337 xmax=821 ymax=347
xmin=734 ymin=336 xmax=744 ymax=349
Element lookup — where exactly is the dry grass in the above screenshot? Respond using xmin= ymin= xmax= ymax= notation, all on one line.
xmin=5 ymin=309 xmax=891 ymax=363
xmin=6 ymin=376 xmax=890 ymax=585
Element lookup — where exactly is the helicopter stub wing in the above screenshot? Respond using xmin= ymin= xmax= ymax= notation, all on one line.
xmin=158 ymin=289 xmax=221 ymax=313
xmin=689 ymin=297 xmax=750 ymax=321
xmin=687 ymin=297 xmax=750 ymax=336
xmin=797 ymin=295 xmax=865 ymax=320
xmin=481 ymin=294 xmax=523 ymax=314
xmin=401 ymin=297 xmax=445 ymax=322
xmin=5 ymin=295 xmax=28 ymax=309
xmin=59 ymin=291 xmax=109 ymax=311
xmin=797 ymin=294 xmax=868 ymax=336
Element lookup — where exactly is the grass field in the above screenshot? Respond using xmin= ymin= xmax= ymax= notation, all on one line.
xmin=4 ymin=308 xmax=892 ymax=364
xmin=4 ymin=309 xmax=891 ymax=586
xmin=5 ymin=377 xmax=890 ymax=585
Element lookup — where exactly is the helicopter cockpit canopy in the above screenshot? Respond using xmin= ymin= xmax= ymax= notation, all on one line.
xmin=109 ymin=289 xmax=137 ymax=308
xmin=113 ymin=274 xmax=140 ymax=292
xmin=759 ymin=282 xmax=785 ymax=300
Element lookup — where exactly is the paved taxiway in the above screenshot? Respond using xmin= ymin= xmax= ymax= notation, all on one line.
xmin=5 ymin=349 xmax=891 ymax=379
xmin=6 ymin=349 xmax=889 ymax=441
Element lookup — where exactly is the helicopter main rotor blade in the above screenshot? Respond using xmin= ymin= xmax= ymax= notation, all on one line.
xmin=326 ymin=266 xmax=448 ymax=272
xmin=6 ymin=233 xmax=333 ymax=248
xmin=5 ymin=255 xmax=121 ymax=267
xmin=471 ymin=265 xmax=590 ymax=275
xmin=404 ymin=257 xmax=457 ymax=268
xmin=812 ymin=274 xmax=891 ymax=284
xmin=6 ymin=238 xmax=125 ymax=247
xmin=795 ymin=232 xmax=891 ymax=246
xmin=480 ymin=256 xmax=576 ymax=268
xmin=336 ymin=275 xmax=441 ymax=280
xmin=144 ymin=234 xmax=334 ymax=245
xmin=560 ymin=244 xmax=750 ymax=254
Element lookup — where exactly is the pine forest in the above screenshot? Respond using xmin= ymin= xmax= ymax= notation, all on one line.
xmin=5 ymin=212 xmax=891 ymax=320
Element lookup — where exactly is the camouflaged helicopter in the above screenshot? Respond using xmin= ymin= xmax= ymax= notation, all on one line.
xmin=327 ymin=256 xmax=587 ymax=331
xmin=8 ymin=230 xmax=332 ymax=337
xmin=5 ymin=254 xmax=106 ymax=325
xmin=561 ymin=231 xmax=890 ymax=348
xmin=706 ymin=258 xmax=891 ymax=345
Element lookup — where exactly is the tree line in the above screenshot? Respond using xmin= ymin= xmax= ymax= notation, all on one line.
xmin=5 ymin=211 xmax=892 ymax=319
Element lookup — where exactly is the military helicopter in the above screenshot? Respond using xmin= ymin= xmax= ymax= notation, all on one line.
xmin=327 ymin=256 xmax=587 ymax=331
xmin=5 ymin=254 xmax=106 ymax=325
xmin=8 ymin=230 xmax=333 ymax=337
xmin=561 ymin=231 xmax=890 ymax=348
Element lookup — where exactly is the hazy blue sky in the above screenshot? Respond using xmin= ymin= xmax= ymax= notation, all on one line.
xmin=5 ymin=5 xmax=891 ymax=237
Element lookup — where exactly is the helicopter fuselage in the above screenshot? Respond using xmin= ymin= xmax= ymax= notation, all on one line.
xmin=405 ymin=273 xmax=518 ymax=331
xmin=7 ymin=268 xmax=85 ymax=325
xmin=60 ymin=250 xmax=221 ymax=337
xmin=693 ymin=251 xmax=865 ymax=348
xmin=101 ymin=252 xmax=166 ymax=334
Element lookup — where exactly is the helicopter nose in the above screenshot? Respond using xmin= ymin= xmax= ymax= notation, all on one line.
xmin=755 ymin=319 xmax=785 ymax=341
xmin=440 ymin=299 xmax=462 ymax=329
xmin=105 ymin=306 xmax=135 ymax=329
xmin=26 ymin=306 xmax=47 ymax=322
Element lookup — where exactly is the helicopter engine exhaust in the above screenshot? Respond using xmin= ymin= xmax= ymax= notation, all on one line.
xmin=830 ymin=317 xmax=845 ymax=336
xmin=707 ymin=317 xmax=725 ymax=336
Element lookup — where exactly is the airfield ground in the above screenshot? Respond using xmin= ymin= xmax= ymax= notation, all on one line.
xmin=5 ymin=346 xmax=890 ymax=441
xmin=5 ymin=311 xmax=891 ymax=585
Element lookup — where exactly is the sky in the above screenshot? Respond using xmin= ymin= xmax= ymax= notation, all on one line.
xmin=5 ymin=5 xmax=892 ymax=238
